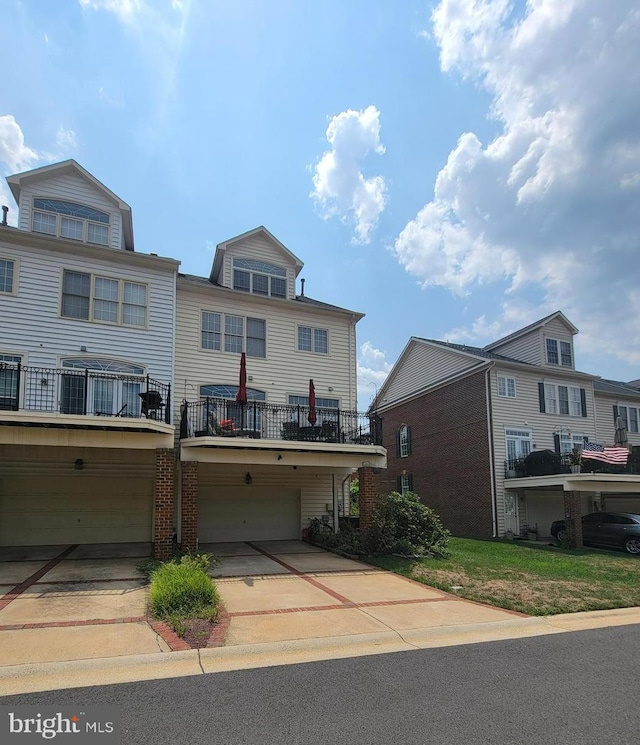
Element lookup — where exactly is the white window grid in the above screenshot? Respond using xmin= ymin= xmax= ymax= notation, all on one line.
xmin=399 ymin=425 xmax=409 ymax=457
xmin=201 ymin=312 xmax=266 ymax=357
xmin=0 ymin=259 xmax=15 ymax=293
xmin=297 ymin=325 xmax=328 ymax=354
xmin=61 ymin=270 xmax=147 ymax=327
xmin=497 ymin=376 xmax=516 ymax=397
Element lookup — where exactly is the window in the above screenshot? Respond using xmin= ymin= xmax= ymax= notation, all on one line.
xmin=616 ymin=404 xmax=639 ymax=433
xmin=497 ymin=376 xmax=516 ymax=398
xmin=201 ymin=312 xmax=266 ymax=357
xmin=558 ymin=432 xmax=588 ymax=454
xmin=398 ymin=424 xmax=411 ymax=457
xmin=297 ymin=325 xmax=328 ymax=354
xmin=60 ymin=358 xmax=145 ymax=417
xmin=0 ymin=354 xmax=21 ymax=410
xmin=200 ymin=385 xmax=266 ymax=431
xmin=0 ymin=259 xmax=15 ymax=294
xmin=546 ymin=338 xmax=573 ymax=366
xmin=505 ymin=429 xmax=532 ymax=463
xmin=540 ymin=382 xmax=586 ymax=417
xmin=399 ymin=473 xmax=413 ymax=494
xmin=288 ymin=394 xmax=339 ymax=425
xmin=61 ymin=271 xmax=147 ymax=326
xmin=32 ymin=198 xmax=110 ymax=246
xmin=232 ymin=258 xmax=287 ymax=298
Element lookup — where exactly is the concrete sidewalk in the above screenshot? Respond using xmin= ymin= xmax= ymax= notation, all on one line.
xmin=1 ymin=607 xmax=639 ymax=695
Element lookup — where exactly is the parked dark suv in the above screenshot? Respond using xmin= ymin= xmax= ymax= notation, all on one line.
xmin=551 ymin=512 xmax=640 ymax=555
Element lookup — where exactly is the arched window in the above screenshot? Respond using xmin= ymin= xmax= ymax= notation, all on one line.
xmin=199 ymin=385 xmax=266 ymax=432
xmin=397 ymin=424 xmax=411 ymax=458
xmin=32 ymin=198 xmax=110 ymax=245
xmin=59 ymin=358 xmax=145 ymax=416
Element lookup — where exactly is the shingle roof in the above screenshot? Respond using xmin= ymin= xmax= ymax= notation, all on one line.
xmin=594 ymin=378 xmax=640 ymax=398
xmin=415 ymin=337 xmax=534 ymax=365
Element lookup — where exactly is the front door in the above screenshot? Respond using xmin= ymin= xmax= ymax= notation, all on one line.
xmin=504 ymin=492 xmax=519 ymax=535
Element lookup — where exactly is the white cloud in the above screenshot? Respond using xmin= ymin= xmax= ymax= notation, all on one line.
xmin=0 ymin=115 xmax=78 ymax=225
xmin=78 ymin=0 xmax=142 ymax=22
xmin=397 ymin=0 xmax=640 ymax=372
xmin=311 ymin=106 xmax=387 ymax=244
xmin=357 ymin=341 xmax=392 ymax=409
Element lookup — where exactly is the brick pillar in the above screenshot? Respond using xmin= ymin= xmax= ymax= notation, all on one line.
xmin=563 ymin=490 xmax=583 ymax=548
xmin=181 ymin=461 xmax=199 ymax=554
xmin=153 ymin=448 xmax=175 ymax=560
xmin=358 ymin=466 xmax=379 ymax=533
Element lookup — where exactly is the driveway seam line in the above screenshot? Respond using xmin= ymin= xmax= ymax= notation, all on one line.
xmin=355 ymin=605 xmax=422 ymax=650
xmin=244 ymin=542 xmax=355 ymax=606
xmin=0 ymin=616 xmax=147 ymax=630
xmin=0 ymin=545 xmax=79 ymax=612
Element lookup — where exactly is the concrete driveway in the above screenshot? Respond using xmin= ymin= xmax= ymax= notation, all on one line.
xmin=202 ymin=541 xmax=523 ymax=646
xmin=0 ymin=543 xmax=170 ymax=666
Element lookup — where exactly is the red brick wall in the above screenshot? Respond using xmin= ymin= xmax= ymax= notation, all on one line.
xmin=563 ymin=490 xmax=583 ymax=548
xmin=153 ymin=448 xmax=175 ymax=560
xmin=379 ymin=371 xmax=494 ymax=538
xmin=181 ymin=461 xmax=198 ymax=553
xmin=358 ymin=466 xmax=380 ymax=532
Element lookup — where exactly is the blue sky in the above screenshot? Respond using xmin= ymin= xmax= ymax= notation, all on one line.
xmin=2 ymin=0 xmax=639 ymax=408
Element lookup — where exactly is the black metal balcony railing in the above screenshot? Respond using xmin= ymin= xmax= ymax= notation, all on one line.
xmin=180 ymin=397 xmax=382 ymax=446
xmin=504 ymin=450 xmax=640 ymax=479
xmin=0 ymin=362 xmax=171 ymax=424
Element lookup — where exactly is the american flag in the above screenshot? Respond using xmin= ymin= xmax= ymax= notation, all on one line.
xmin=581 ymin=443 xmax=629 ymax=465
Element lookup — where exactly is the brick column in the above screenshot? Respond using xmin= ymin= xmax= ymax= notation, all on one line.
xmin=358 ymin=466 xmax=379 ymax=533
xmin=181 ymin=461 xmax=199 ymax=554
xmin=153 ymin=448 xmax=175 ymax=560
xmin=563 ymin=490 xmax=583 ymax=548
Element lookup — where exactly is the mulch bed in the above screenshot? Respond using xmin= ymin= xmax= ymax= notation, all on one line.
xmin=181 ymin=618 xmax=215 ymax=649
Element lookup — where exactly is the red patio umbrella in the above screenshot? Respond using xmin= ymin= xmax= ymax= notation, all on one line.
xmin=307 ymin=378 xmax=317 ymax=425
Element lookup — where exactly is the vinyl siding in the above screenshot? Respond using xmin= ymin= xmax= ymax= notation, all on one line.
xmin=542 ymin=317 xmax=575 ymax=370
xmin=18 ymin=172 xmax=124 ymax=250
xmin=0 ymin=239 xmax=176 ymax=387
xmin=594 ymin=393 xmax=640 ymax=448
xmin=491 ymin=366 xmax=596 ymax=535
xmin=489 ymin=330 xmax=543 ymax=365
xmin=175 ymin=280 xmax=358 ymax=420
xmin=382 ymin=342 xmax=480 ymax=406
xmin=222 ymin=234 xmax=298 ymax=299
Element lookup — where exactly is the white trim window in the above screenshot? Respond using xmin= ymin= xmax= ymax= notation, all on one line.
xmin=400 ymin=473 xmax=411 ymax=494
xmin=616 ymin=405 xmax=639 ymax=434
xmin=297 ymin=325 xmax=328 ymax=354
xmin=201 ymin=311 xmax=266 ymax=358
xmin=497 ymin=376 xmax=516 ymax=398
xmin=59 ymin=358 xmax=145 ymax=417
xmin=0 ymin=258 xmax=15 ymax=294
xmin=32 ymin=198 xmax=110 ymax=246
xmin=61 ymin=270 xmax=147 ymax=327
xmin=399 ymin=424 xmax=409 ymax=457
xmin=559 ymin=432 xmax=588 ymax=454
xmin=232 ymin=258 xmax=287 ymax=298
xmin=505 ymin=428 xmax=532 ymax=463
xmin=546 ymin=338 xmax=572 ymax=367
xmin=544 ymin=383 xmax=583 ymax=416
xmin=0 ymin=353 xmax=21 ymax=409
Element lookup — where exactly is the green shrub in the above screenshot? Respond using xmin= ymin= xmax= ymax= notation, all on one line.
xmin=136 ymin=558 xmax=161 ymax=578
xmin=150 ymin=555 xmax=220 ymax=621
xmin=365 ymin=491 xmax=450 ymax=558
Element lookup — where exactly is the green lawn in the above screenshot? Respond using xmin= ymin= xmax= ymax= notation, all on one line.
xmin=368 ymin=538 xmax=640 ymax=615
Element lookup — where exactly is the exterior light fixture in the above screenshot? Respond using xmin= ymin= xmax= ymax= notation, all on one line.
xmin=245 ymin=472 xmax=252 ymax=485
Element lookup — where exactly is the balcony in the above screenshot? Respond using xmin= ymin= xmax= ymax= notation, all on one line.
xmin=179 ymin=397 xmax=382 ymax=446
xmin=0 ymin=362 xmax=171 ymax=425
xmin=504 ymin=449 xmax=640 ymax=479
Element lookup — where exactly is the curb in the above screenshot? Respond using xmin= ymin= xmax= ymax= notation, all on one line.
xmin=0 ymin=607 xmax=639 ymax=696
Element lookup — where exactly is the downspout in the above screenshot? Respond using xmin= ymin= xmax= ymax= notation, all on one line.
xmin=485 ymin=367 xmax=498 ymax=537
xmin=332 ymin=473 xmax=339 ymax=533
xmin=342 ymin=473 xmax=352 ymax=518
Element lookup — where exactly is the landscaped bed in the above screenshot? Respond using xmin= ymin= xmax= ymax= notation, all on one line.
xmin=368 ymin=538 xmax=640 ymax=615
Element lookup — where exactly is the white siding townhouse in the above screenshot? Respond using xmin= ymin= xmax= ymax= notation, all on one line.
xmin=174 ymin=227 xmax=385 ymax=552
xmin=374 ymin=312 xmax=640 ymax=547
xmin=0 ymin=161 xmax=386 ymax=557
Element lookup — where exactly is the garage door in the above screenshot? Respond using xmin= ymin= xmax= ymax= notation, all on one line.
xmin=0 ymin=473 xmax=153 ymax=546
xmin=198 ymin=487 xmax=300 ymax=542
xmin=604 ymin=497 xmax=640 ymax=514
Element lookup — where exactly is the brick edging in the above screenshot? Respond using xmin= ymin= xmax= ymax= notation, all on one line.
xmin=207 ymin=607 xmax=230 ymax=647
xmin=148 ymin=620 xmax=191 ymax=651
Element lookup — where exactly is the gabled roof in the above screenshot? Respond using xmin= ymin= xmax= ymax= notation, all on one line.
xmin=484 ymin=311 xmax=578 ymax=352
xmin=6 ymin=159 xmax=135 ymax=251
xmin=594 ymin=378 xmax=640 ymax=399
xmin=209 ymin=226 xmax=304 ymax=283
xmin=417 ymin=338 xmax=530 ymax=365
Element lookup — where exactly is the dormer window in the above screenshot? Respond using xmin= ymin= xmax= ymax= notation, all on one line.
xmin=32 ymin=198 xmax=110 ymax=246
xmin=546 ymin=338 xmax=572 ymax=367
xmin=232 ymin=258 xmax=287 ymax=298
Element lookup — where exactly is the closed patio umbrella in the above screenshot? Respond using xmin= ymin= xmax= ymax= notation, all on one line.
xmin=614 ymin=415 xmax=629 ymax=448
xmin=236 ymin=352 xmax=248 ymax=429
xmin=308 ymin=378 xmax=317 ymax=425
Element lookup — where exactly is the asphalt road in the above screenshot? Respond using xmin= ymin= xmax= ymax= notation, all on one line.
xmin=2 ymin=626 xmax=639 ymax=744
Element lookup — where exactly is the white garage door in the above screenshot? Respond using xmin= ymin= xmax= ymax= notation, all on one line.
xmin=0 ymin=473 xmax=153 ymax=546
xmin=198 ymin=487 xmax=300 ymax=542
